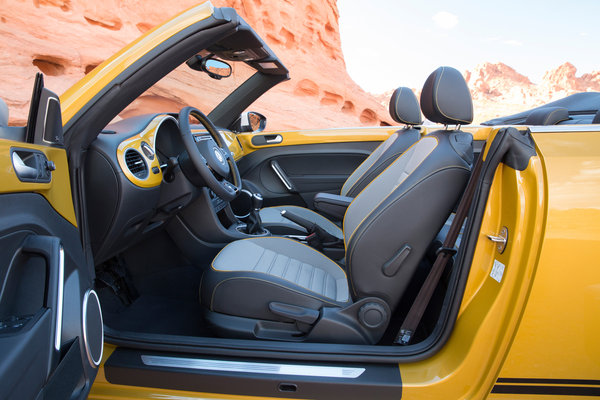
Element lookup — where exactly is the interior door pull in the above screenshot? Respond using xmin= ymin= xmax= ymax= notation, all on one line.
xmin=12 ymin=152 xmax=39 ymax=179
xmin=11 ymin=149 xmax=54 ymax=183
xmin=22 ymin=235 xmax=64 ymax=354
xmin=265 ymin=134 xmax=282 ymax=144
xmin=270 ymin=160 xmax=295 ymax=192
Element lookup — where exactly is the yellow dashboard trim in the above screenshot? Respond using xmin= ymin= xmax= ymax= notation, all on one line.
xmin=116 ymin=116 xmax=171 ymax=188
xmin=0 ymin=139 xmax=77 ymax=226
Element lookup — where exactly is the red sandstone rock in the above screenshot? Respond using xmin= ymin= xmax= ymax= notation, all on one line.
xmin=2 ymin=2 xmax=599 ymax=129
xmin=0 ymin=0 xmax=391 ymax=130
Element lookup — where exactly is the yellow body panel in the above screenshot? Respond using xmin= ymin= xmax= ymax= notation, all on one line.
xmin=116 ymin=116 xmax=170 ymax=188
xmin=495 ymin=131 xmax=600 ymax=383
xmin=60 ymin=2 xmax=214 ymax=125
xmin=236 ymin=126 xmax=400 ymax=155
xmin=0 ymin=139 xmax=77 ymax=226
xmin=400 ymin=128 xmax=547 ymax=399
xmin=237 ymin=125 xmax=491 ymax=157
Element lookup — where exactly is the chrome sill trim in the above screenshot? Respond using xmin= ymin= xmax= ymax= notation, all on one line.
xmin=141 ymin=355 xmax=365 ymax=379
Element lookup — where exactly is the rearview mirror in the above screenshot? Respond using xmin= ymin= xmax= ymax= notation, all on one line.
xmin=232 ymin=111 xmax=267 ymax=133
xmin=186 ymin=55 xmax=232 ymax=80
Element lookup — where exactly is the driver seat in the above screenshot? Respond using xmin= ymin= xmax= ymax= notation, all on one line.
xmin=200 ymin=67 xmax=474 ymax=344
xmin=258 ymin=86 xmax=423 ymax=239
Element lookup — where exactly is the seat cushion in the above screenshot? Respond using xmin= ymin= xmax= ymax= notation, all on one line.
xmin=260 ymin=205 xmax=343 ymax=239
xmin=201 ymin=237 xmax=350 ymax=322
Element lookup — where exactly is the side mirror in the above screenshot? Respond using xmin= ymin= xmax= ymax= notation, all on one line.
xmin=186 ymin=55 xmax=232 ymax=80
xmin=232 ymin=111 xmax=267 ymax=133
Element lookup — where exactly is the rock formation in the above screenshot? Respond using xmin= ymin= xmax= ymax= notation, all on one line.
xmin=464 ymin=62 xmax=600 ymax=123
xmin=1 ymin=2 xmax=599 ymax=129
xmin=0 ymin=0 xmax=392 ymax=129
xmin=372 ymin=62 xmax=600 ymax=124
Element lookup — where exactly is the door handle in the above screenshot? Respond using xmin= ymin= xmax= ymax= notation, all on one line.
xmin=270 ymin=160 xmax=295 ymax=192
xmin=12 ymin=151 xmax=39 ymax=179
xmin=251 ymin=134 xmax=283 ymax=146
xmin=11 ymin=149 xmax=55 ymax=183
xmin=265 ymin=134 xmax=282 ymax=144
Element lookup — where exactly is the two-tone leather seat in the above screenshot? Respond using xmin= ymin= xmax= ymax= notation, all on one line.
xmin=259 ymin=87 xmax=423 ymax=239
xmin=201 ymin=67 xmax=474 ymax=344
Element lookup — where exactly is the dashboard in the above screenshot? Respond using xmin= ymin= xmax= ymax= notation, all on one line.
xmin=85 ymin=113 xmax=244 ymax=264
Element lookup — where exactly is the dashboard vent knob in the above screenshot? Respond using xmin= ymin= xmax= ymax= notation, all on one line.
xmin=124 ymin=149 xmax=148 ymax=179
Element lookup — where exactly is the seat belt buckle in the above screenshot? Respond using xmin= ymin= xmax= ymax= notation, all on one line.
xmin=395 ymin=329 xmax=414 ymax=345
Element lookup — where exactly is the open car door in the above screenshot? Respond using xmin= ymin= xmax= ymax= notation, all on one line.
xmin=0 ymin=74 xmax=102 ymax=399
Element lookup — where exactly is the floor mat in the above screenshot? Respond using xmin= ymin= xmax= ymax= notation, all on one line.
xmin=102 ymin=294 xmax=210 ymax=337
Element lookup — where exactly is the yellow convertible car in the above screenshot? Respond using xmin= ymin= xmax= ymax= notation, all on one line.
xmin=1 ymin=3 xmax=599 ymax=399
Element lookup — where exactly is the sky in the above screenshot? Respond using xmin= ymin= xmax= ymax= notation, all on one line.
xmin=338 ymin=0 xmax=600 ymax=93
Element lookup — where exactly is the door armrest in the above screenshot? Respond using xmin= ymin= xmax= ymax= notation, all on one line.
xmin=313 ymin=193 xmax=353 ymax=221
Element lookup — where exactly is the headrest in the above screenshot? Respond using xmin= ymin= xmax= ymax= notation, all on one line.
xmin=388 ymin=87 xmax=422 ymax=126
xmin=0 ymin=98 xmax=8 ymax=127
xmin=525 ymin=106 xmax=569 ymax=125
xmin=420 ymin=66 xmax=473 ymax=125
xmin=592 ymin=110 xmax=600 ymax=124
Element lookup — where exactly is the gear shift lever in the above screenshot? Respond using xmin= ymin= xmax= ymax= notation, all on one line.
xmin=246 ymin=193 xmax=263 ymax=234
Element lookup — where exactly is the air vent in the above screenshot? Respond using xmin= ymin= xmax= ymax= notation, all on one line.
xmin=124 ymin=149 xmax=148 ymax=179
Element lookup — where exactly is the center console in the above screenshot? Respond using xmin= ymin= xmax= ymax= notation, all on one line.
xmin=165 ymin=185 xmax=270 ymax=263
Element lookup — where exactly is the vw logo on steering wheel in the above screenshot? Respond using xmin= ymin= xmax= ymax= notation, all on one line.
xmin=214 ymin=148 xmax=225 ymax=163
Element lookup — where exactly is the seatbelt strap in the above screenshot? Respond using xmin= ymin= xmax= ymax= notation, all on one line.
xmin=395 ymin=143 xmax=486 ymax=345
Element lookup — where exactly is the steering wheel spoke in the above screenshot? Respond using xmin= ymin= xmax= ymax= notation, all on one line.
xmin=178 ymin=107 xmax=242 ymax=201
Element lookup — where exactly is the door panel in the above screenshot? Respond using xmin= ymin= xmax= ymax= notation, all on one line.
xmin=0 ymin=193 xmax=100 ymax=399
xmin=237 ymin=141 xmax=381 ymax=208
xmin=0 ymin=80 xmax=100 ymax=399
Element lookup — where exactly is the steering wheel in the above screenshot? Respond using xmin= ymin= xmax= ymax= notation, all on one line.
xmin=178 ymin=106 xmax=241 ymax=201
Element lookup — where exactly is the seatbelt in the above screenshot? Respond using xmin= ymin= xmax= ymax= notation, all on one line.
xmin=395 ymin=143 xmax=486 ymax=345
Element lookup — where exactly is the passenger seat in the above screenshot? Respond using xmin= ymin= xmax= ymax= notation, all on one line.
xmin=260 ymin=87 xmax=422 ymax=238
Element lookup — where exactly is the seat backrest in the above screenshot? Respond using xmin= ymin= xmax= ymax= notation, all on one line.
xmin=525 ymin=106 xmax=569 ymax=125
xmin=343 ymin=66 xmax=474 ymax=310
xmin=340 ymin=87 xmax=421 ymax=197
xmin=592 ymin=110 xmax=600 ymax=124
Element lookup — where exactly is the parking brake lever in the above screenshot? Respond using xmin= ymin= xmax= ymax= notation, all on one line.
xmin=280 ymin=210 xmax=340 ymax=249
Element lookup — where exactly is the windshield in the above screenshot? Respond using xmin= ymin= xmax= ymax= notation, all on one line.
xmin=116 ymin=57 xmax=257 ymax=122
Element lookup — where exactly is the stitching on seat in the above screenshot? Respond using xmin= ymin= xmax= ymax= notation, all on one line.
xmin=209 ymin=276 xmax=347 ymax=310
xmin=282 ymin=255 xmax=291 ymax=279
xmin=342 ymin=138 xmax=425 ymax=242
xmin=295 ymin=262 xmax=303 ymax=285
xmin=433 ymin=67 xmax=472 ymax=125
xmin=253 ymin=247 xmax=267 ymax=272
xmin=345 ymin=141 xmax=411 ymax=198
xmin=309 ymin=264 xmax=316 ymax=292
xmin=346 ymin=165 xmax=470 ymax=296
xmin=267 ymin=251 xmax=277 ymax=274
xmin=210 ymin=237 xmax=347 ymax=280
xmin=341 ymin=134 xmax=396 ymax=195
xmin=344 ymin=137 xmax=439 ymax=246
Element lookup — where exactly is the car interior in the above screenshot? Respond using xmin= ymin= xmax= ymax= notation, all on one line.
xmin=86 ymin=59 xmax=476 ymax=348
xmin=3 ymin=7 xmax=592 ymax=362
